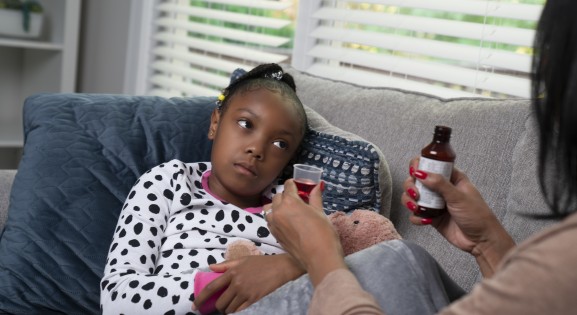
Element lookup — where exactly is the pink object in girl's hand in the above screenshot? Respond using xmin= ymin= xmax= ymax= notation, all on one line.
xmin=194 ymin=271 xmax=226 ymax=314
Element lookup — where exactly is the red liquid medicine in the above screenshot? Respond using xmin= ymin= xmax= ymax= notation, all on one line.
xmin=294 ymin=178 xmax=316 ymax=202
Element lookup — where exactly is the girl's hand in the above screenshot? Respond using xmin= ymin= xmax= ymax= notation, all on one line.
xmin=265 ymin=179 xmax=347 ymax=286
xmin=401 ymin=157 xmax=515 ymax=277
xmin=193 ymin=254 xmax=304 ymax=314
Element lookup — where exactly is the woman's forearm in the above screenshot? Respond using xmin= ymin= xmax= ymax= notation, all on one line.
xmin=302 ymin=246 xmax=348 ymax=287
xmin=277 ymin=253 xmax=308 ymax=281
xmin=472 ymin=226 xmax=516 ymax=278
xmin=308 ymin=256 xmax=349 ymax=287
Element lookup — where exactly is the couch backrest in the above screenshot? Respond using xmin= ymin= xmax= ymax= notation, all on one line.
xmin=287 ymin=67 xmax=555 ymax=291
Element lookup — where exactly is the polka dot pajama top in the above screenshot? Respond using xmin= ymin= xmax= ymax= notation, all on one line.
xmin=100 ymin=160 xmax=284 ymax=315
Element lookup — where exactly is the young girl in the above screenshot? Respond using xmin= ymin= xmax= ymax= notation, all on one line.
xmin=100 ymin=64 xmax=308 ymax=315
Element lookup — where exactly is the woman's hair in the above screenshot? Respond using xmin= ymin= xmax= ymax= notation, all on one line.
xmin=217 ymin=63 xmax=308 ymax=137
xmin=532 ymin=0 xmax=577 ymax=218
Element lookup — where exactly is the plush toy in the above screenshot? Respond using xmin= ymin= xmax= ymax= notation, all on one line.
xmin=224 ymin=239 xmax=263 ymax=260
xmin=328 ymin=209 xmax=402 ymax=256
xmin=224 ymin=209 xmax=401 ymax=259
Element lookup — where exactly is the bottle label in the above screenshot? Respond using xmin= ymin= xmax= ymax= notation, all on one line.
xmin=415 ymin=157 xmax=453 ymax=210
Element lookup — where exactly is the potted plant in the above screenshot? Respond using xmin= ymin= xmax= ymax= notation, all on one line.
xmin=0 ymin=0 xmax=44 ymax=39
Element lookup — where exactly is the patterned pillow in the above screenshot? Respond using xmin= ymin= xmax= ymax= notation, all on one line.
xmin=300 ymin=108 xmax=391 ymax=215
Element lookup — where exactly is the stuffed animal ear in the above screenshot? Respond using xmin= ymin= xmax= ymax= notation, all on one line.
xmin=224 ymin=239 xmax=263 ymax=260
xmin=328 ymin=211 xmax=346 ymax=223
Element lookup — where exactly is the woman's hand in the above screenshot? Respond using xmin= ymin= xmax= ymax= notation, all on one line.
xmin=193 ymin=254 xmax=304 ymax=314
xmin=401 ymin=157 xmax=515 ymax=277
xmin=266 ymin=179 xmax=348 ymax=286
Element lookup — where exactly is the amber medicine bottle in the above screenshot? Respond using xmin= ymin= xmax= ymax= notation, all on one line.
xmin=415 ymin=126 xmax=456 ymax=218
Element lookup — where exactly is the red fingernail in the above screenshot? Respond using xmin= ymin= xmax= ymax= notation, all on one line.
xmin=408 ymin=188 xmax=417 ymax=199
xmin=320 ymin=181 xmax=325 ymax=192
xmin=407 ymin=201 xmax=417 ymax=212
xmin=414 ymin=170 xmax=428 ymax=180
xmin=421 ymin=218 xmax=433 ymax=225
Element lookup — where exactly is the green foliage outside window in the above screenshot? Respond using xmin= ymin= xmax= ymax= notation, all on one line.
xmin=187 ymin=0 xmax=296 ymax=49
xmin=187 ymin=0 xmax=544 ymax=54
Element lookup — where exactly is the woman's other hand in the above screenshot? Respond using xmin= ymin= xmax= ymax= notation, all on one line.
xmin=402 ymin=157 xmax=515 ymax=277
xmin=266 ymin=179 xmax=347 ymax=286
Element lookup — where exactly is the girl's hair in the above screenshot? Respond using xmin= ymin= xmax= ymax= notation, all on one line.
xmin=217 ymin=63 xmax=308 ymax=137
xmin=532 ymin=0 xmax=577 ymax=218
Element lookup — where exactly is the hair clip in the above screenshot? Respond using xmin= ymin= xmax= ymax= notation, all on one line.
xmin=216 ymin=91 xmax=226 ymax=108
xmin=265 ymin=70 xmax=283 ymax=81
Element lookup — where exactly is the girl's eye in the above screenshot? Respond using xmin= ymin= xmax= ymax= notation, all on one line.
xmin=238 ymin=119 xmax=252 ymax=129
xmin=273 ymin=140 xmax=288 ymax=150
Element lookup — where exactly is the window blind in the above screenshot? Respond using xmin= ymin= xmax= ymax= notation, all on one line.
xmin=149 ymin=0 xmax=294 ymax=98
xmin=292 ymin=0 xmax=544 ymax=98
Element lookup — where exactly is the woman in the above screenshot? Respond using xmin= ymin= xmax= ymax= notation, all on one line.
xmin=262 ymin=0 xmax=577 ymax=314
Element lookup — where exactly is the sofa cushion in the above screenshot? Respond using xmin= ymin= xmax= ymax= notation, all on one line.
xmin=0 ymin=90 xmax=390 ymax=313
xmin=504 ymin=113 xmax=554 ymax=242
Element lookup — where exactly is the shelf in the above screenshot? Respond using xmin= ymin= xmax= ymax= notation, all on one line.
xmin=0 ymin=0 xmax=80 ymax=154
xmin=0 ymin=37 xmax=63 ymax=51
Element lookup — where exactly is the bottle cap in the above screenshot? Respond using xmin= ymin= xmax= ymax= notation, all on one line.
xmin=434 ymin=125 xmax=452 ymax=133
xmin=433 ymin=125 xmax=452 ymax=140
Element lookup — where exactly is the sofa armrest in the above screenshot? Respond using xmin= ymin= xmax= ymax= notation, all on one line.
xmin=0 ymin=170 xmax=16 ymax=233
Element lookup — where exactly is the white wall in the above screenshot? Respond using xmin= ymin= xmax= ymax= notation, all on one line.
xmin=77 ymin=0 xmax=133 ymax=94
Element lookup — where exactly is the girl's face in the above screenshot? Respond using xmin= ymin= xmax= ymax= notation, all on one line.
xmin=208 ymin=88 xmax=304 ymax=208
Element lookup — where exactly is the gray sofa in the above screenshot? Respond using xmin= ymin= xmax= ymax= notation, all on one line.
xmin=0 ymin=68 xmax=551 ymax=296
